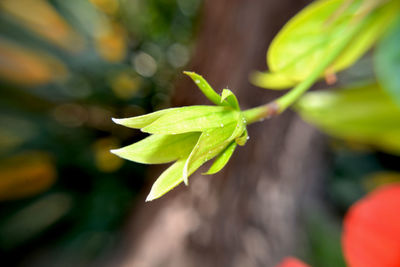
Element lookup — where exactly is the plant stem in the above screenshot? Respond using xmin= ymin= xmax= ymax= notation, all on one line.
xmin=243 ymin=15 xmax=368 ymax=125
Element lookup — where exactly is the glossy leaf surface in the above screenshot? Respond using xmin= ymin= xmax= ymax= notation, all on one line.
xmin=255 ymin=0 xmax=400 ymax=89
xmin=110 ymin=132 xmax=200 ymax=164
xmin=142 ymin=106 xmax=238 ymax=134
xmin=183 ymin=122 xmax=237 ymax=184
xmin=112 ymin=108 xmax=175 ymax=129
xmin=112 ymin=72 xmax=247 ymax=200
xmin=146 ymin=159 xmax=187 ymax=201
xmin=221 ymin=89 xmax=240 ymax=110
xmin=183 ymin=71 xmax=222 ymax=105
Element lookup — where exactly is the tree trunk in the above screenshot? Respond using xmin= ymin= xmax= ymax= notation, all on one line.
xmin=109 ymin=0 xmax=328 ymax=266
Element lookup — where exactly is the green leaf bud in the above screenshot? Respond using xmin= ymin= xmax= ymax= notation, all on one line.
xmin=112 ymin=72 xmax=249 ymax=201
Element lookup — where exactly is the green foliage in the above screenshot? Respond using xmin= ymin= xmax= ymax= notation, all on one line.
xmin=112 ymin=0 xmax=400 ymax=202
xmin=111 ymin=133 xmax=200 ymax=164
xmin=375 ymin=16 xmax=400 ymax=106
xmin=140 ymin=106 xmax=238 ymax=134
xmin=296 ymin=83 xmax=400 ymax=155
xmin=251 ymin=0 xmax=400 ymax=89
xmin=183 ymin=71 xmax=223 ymax=105
xmin=112 ymin=109 xmax=175 ymax=129
xmin=183 ymin=71 xmax=241 ymax=109
xmin=221 ymin=89 xmax=240 ymax=110
xmin=112 ymin=73 xmax=248 ymax=201
xmin=247 ymin=0 xmax=400 ymax=162
xmin=204 ymin=141 xmax=237 ymax=175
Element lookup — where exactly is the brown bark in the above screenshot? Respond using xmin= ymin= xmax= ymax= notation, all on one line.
xmin=109 ymin=0 xmax=329 ymax=266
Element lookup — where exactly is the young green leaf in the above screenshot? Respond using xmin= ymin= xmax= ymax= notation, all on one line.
xmin=112 ymin=108 xmax=175 ymax=129
xmin=235 ymin=129 xmax=248 ymax=146
xmin=249 ymin=70 xmax=297 ymax=90
xmin=112 ymin=73 xmax=248 ymax=201
xmin=221 ymin=89 xmax=240 ymax=110
xmin=254 ymin=0 xmax=400 ymax=89
xmin=296 ymin=83 xmax=400 ymax=155
xmin=142 ymin=106 xmax=238 ymax=134
xmin=183 ymin=71 xmax=222 ymax=105
xmin=146 ymin=159 xmax=186 ymax=201
xmin=375 ymin=16 xmax=400 ymax=106
xmin=229 ymin=113 xmax=247 ymax=143
xmin=204 ymin=141 xmax=237 ymax=175
xmin=110 ymin=132 xmax=200 ymax=164
xmin=182 ymin=122 xmax=237 ymax=184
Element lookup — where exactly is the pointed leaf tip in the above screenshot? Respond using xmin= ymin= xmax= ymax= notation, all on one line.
xmin=109 ymin=148 xmax=119 ymax=155
xmin=145 ymin=193 xmax=153 ymax=202
xmin=111 ymin=109 xmax=175 ymax=129
xmin=182 ymin=161 xmax=189 ymax=186
xmin=110 ymin=133 xmax=200 ymax=164
xmin=183 ymin=71 xmax=222 ymax=105
xmin=145 ymin=159 xmax=186 ymax=201
xmin=221 ymin=89 xmax=240 ymax=110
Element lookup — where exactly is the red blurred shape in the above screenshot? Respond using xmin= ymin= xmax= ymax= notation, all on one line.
xmin=275 ymin=257 xmax=310 ymax=267
xmin=343 ymin=184 xmax=400 ymax=267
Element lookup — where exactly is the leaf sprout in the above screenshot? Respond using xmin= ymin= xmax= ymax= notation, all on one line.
xmin=111 ymin=72 xmax=248 ymax=201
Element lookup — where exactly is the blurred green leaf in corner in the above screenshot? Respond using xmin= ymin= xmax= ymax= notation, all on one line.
xmin=375 ymin=16 xmax=400 ymax=107
xmin=296 ymin=83 xmax=400 ymax=155
xmin=250 ymin=0 xmax=400 ymax=89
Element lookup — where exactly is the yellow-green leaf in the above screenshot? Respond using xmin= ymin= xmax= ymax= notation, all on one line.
xmin=112 ymin=108 xmax=175 ymax=129
xmin=204 ymin=141 xmax=237 ymax=175
xmin=110 ymin=132 xmax=200 ymax=164
xmin=146 ymin=159 xmax=186 ymax=201
xmin=229 ymin=113 xmax=247 ymax=144
xmin=183 ymin=71 xmax=222 ymax=105
xmin=221 ymin=89 xmax=240 ymax=110
xmin=296 ymin=83 xmax=400 ymax=155
xmin=249 ymin=70 xmax=297 ymax=90
xmin=256 ymin=0 xmax=400 ymax=89
xmin=147 ymin=153 xmax=215 ymax=201
xmin=182 ymin=121 xmax=237 ymax=184
xmin=142 ymin=106 xmax=238 ymax=134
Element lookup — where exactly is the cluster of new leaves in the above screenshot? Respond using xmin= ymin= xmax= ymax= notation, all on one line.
xmin=112 ymin=0 xmax=400 ymax=201
xmin=112 ymin=72 xmax=248 ymax=201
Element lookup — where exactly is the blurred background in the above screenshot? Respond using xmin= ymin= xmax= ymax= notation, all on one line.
xmin=0 ymin=0 xmax=399 ymax=267
xmin=0 ymin=0 xmax=199 ymax=265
